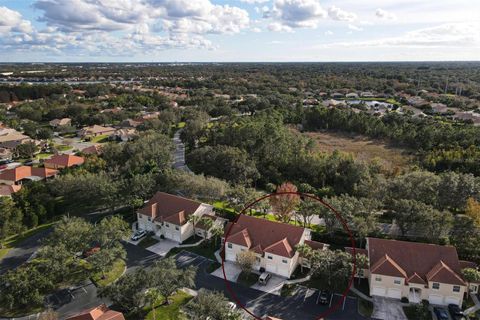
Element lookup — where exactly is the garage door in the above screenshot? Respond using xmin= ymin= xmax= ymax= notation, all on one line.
xmin=266 ymin=262 xmax=276 ymax=274
xmin=165 ymin=231 xmax=173 ymax=240
xmin=225 ymin=251 xmax=236 ymax=262
xmin=445 ymin=296 xmax=460 ymax=306
xmin=387 ymin=288 xmax=402 ymax=299
xmin=372 ymin=286 xmax=386 ymax=296
xmin=429 ymin=294 xmax=443 ymax=305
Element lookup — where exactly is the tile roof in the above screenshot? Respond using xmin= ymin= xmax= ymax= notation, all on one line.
xmin=368 ymin=238 xmax=465 ymax=286
xmin=225 ymin=215 xmax=305 ymax=258
xmin=81 ymin=145 xmax=103 ymax=155
xmin=138 ymin=192 xmax=202 ymax=226
xmin=0 ymin=184 xmax=21 ymax=196
xmin=407 ymin=272 xmax=427 ymax=285
xmin=305 ymin=240 xmax=328 ymax=251
xmin=44 ymin=154 xmax=85 ymax=167
xmin=0 ymin=166 xmax=57 ymax=182
xmin=65 ymin=304 xmax=125 ymax=320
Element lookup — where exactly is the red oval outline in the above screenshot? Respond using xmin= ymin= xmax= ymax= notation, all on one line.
xmin=221 ymin=191 xmax=357 ymax=320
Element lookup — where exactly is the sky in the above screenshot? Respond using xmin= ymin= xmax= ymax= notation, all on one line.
xmin=0 ymin=0 xmax=479 ymax=62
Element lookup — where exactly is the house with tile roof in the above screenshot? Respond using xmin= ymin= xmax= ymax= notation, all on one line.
xmin=366 ymin=237 xmax=470 ymax=306
xmin=0 ymin=166 xmax=58 ymax=185
xmin=0 ymin=184 xmax=21 ymax=197
xmin=136 ymin=192 xmax=215 ymax=243
xmin=223 ymin=215 xmax=325 ymax=278
xmin=77 ymin=125 xmax=116 ymax=139
xmin=65 ymin=304 xmax=125 ymax=320
xmin=44 ymin=154 xmax=85 ymax=169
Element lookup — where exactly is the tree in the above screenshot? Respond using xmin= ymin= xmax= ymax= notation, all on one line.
xmin=15 ymin=141 xmax=38 ymax=159
xmin=99 ymin=269 xmax=149 ymax=312
xmin=88 ymin=245 xmax=126 ymax=279
xmin=0 ymin=197 xmax=24 ymax=240
xmin=95 ymin=215 xmax=130 ymax=249
xmin=296 ymin=198 xmax=322 ymax=227
xmin=149 ymin=258 xmax=197 ymax=305
xmin=295 ymin=243 xmax=313 ymax=272
xmin=144 ymin=288 xmax=162 ymax=320
xmin=461 ymin=268 xmax=480 ymax=292
xmin=199 ymin=216 xmax=213 ymax=240
xmin=236 ymin=250 xmax=256 ymax=279
xmin=35 ymin=243 xmax=72 ymax=283
xmin=309 ymin=249 xmax=353 ymax=291
xmin=269 ymin=182 xmax=300 ymax=223
xmin=210 ymin=224 xmax=224 ymax=247
xmin=184 ymin=289 xmax=241 ymax=320
xmin=450 ymin=216 xmax=480 ymax=263
xmin=465 ymin=197 xmax=480 ymax=228
xmin=45 ymin=216 xmax=93 ymax=254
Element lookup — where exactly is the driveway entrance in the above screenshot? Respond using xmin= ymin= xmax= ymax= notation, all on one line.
xmin=372 ymin=296 xmax=407 ymax=320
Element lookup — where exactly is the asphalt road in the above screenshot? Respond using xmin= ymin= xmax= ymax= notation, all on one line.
xmin=0 ymin=228 xmax=52 ymax=275
xmin=175 ymin=251 xmax=366 ymax=320
xmin=173 ymin=129 xmax=192 ymax=173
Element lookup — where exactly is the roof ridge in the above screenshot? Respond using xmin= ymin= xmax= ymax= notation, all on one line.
xmin=371 ymin=254 xmax=407 ymax=278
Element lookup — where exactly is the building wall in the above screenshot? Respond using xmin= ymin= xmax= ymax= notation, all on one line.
xmin=0 ymin=179 xmax=15 ymax=185
xmin=369 ymin=272 xmax=466 ymax=306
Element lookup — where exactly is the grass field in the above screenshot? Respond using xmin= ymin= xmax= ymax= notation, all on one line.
xmin=91 ymin=259 xmax=126 ymax=287
xmin=145 ymin=291 xmax=193 ymax=320
xmin=303 ymin=130 xmax=413 ymax=170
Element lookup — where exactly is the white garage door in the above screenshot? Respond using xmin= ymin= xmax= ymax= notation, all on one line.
xmin=445 ymin=296 xmax=460 ymax=306
xmin=372 ymin=286 xmax=386 ymax=296
xmin=429 ymin=294 xmax=444 ymax=305
xmin=387 ymin=288 xmax=402 ymax=299
xmin=266 ymin=262 xmax=276 ymax=274
xmin=225 ymin=251 xmax=236 ymax=262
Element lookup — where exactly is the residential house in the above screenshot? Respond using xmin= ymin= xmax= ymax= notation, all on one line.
xmin=81 ymin=144 xmax=103 ymax=155
xmin=453 ymin=111 xmax=480 ymax=126
xmin=332 ymin=92 xmax=344 ymax=99
xmin=345 ymin=247 xmax=369 ymax=279
xmin=49 ymin=118 xmax=72 ymax=128
xmin=223 ymin=215 xmax=325 ymax=278
xmin=0 ymin=131 xmax=32 ymax=149
xmin=119 ymin=119 xmax=142 ymax=128
xmin=459 ymin=260 xmax=480 ymax=294
xmin=111 ymin=128 xmax=137 ymax=142
xmin=0 ymin=166 xmax=58 ymax=185
xmin=430 ymin=103 xmax=449 ymax=114
xmin=65 ymin=304 xmax=125 ymax=320
xmin=0 ymin=147 xmax=12 ymax=160
xmin=346 ymin=92 xmax=359 ymax=99
xmin=136 ymin=192 xmax=214 ymax=243
xmin=44 ymin=154 xmax=85 ymax=169
xmin=360 ymin=92 xmax=375 ymax=98
xmin=366 ymin=237 xmax=469 ymax=306
xmin=0 ymin=184 xmax=21 ymax=197
xmin=194 ymin=213 xmax=227 ymax=239
xmin=78 ymin=125 xmax=116 ymax=139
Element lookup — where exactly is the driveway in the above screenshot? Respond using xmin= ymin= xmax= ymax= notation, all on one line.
xmin=372 ymin=296 xmax=407 ymax=320
xmin=145 ymin=239 xmax=178 ymax=257
xmin=211 ymin=261 xmax=242 ymax=282
xmin=251 ymin=274 xmax=286 ymax=295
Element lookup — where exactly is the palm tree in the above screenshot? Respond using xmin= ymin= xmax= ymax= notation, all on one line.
xmin=145 ymin=288 xmax=162 ymax=320
xmin=188 ymin=214 xmax=201 ymax=240
xmin=296 ymin=244 xmax=313 ymax=273
xmin=199 ymin=217 xmax=213 ymax=240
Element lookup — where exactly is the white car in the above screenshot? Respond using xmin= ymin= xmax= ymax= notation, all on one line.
xmin=131 ymin=229 xmax=147 ymax=241
xmin=258 ymin=272 xmax=272 ymax=285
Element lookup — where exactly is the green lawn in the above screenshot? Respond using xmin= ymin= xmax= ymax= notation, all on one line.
xmin=281 ymin=283 xmax=298 ymax=297
xmin=237 ymin=271 xmax=258 ymax=287
xmin=91 ymin=259 xmax=126 ymax=287
xmin=0 ymin=222 xmax=57 ymax=261
xmin=145 ymin=291 xmax=193 ymax=320
xmin=138 ymin=236 xmax=160 ymax=249
xmin=36 ymin=152 xmax=53 ymax=159
xmin=0 ymin=305 xmax=44 ymax=318
xmin=56 ymin=144 xmax=73 ymax=151
xmin=90 ymin=134 xmax=110 ymax=143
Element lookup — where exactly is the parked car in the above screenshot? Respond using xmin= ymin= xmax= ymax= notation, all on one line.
xmin=448 ymin=304 xmax=466 ymax=320
xmin=82 ymin=246 xmax=100 ymax=258
xmin=131 ymin=229 xmax=147 ymax=241
xmin=0 ymin=164 xmax=7 ymax=170
xmin=258 ymin=272 xmax=272 ymax=285
xmin=433 ymin=307 xmax=450 ymax=320
xmin=319 ymin=290 xmax=330 ymax=304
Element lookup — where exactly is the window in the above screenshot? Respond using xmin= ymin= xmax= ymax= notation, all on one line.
xmin=282 ymin=259 xmax=288 ymax=264
xmin=394 ymin=279 xmax=401 ymax=285
xmin=375 ymin=276 xmax=382 ymax=282
xmin=175 ymin=226 xmax=179 ymax=231
xmin=267 ymin=255 xmax=273 ymax=260
xmin=453 ymin=286 xmax=460 ymax=292
xmin=432 ymin=283 xmax=440 ymax=290
xmin=227 ymin=243 xmax=232 ymax=249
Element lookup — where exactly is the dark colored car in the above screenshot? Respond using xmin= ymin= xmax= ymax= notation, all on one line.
xmin=433 ymin=307 xmax=449 ymax=320
xmin=448 ymin=304 xmax=466 ymax=320
xmin=319 ymin=290 xmax=330 ymax=304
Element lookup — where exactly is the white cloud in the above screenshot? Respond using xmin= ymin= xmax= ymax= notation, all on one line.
xmin=239 ymin=0 xmax=269 ymax=4
xmin=324 ymin=30 xmax=333 ymax=35
xmin=269 ymin=0 xmax=327 ymax=29
xmin=328 ymin=6 xmax=357 ymax=22
xmin=0 ymin=6 xmax=33 ymax=34
xmin=348 ymin=24 xmax=362 ymax=31
xmin=251 ymin=27 xmax=262 ymax=32
xmin=323 ymin=22 xmax=480 ymax=48
xmin=375 ymin=8 xmax=396 ymax=20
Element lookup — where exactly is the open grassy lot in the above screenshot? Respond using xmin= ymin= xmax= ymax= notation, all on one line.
xmin=144 ymin=291 xmax=193 ymax=320
xmin=91 ymin=258 xmax=126 ymax=287
xmin=303 ymin=130 xmax=413 ymax=170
